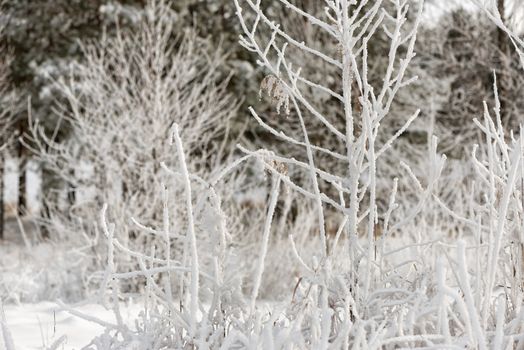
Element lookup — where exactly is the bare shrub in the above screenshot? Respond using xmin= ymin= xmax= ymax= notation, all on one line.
xmin=27 ymin=0 xmax=241 ymax=288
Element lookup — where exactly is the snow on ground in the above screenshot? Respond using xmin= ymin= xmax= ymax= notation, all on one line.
xmin=0 ymin=216 xmax=142 ymax=350
xmin=0 ymin=221 xmax=90 ymax=304
xmin=3 ymin=302 xmax=140 ymax=350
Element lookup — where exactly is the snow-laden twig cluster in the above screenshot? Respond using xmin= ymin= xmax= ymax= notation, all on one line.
xmin=234 ymin=0 xmax=431 ymax=309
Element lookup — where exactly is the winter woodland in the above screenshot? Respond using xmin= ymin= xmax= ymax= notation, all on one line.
xmin=2 ymin=0 xmax=524 ymax=349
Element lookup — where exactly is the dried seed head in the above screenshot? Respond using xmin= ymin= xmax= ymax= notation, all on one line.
xmin=267 ymin=159 xmax=288 ymax=176
xmin=260 ymin=75 xmax=290 ymax=115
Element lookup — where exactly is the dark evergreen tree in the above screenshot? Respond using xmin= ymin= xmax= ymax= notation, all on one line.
xmin=414 ymin=5 xmax=524 ymax=158
xmin=2 ymin=0 xmax=145 ymax=220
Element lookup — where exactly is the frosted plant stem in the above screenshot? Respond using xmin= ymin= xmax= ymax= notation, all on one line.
xmin=339 ymin=0 xmax=362 ymax=293
xmin=319 ymin=285 xmax=332 ymax=350
xmin=100 ymin=204 xmax=124 ymax=328
xmin=171 ymin=124 xmax=199 ymax=336
xmin=485 ymin=139 xmax=521 ymax=328
xmin=250 ymin=176 xmax=281 ymax=314
xmin=493 ymin=296 xmax=506 ymax=350
xmin=0 ymin=299 xmax=15 ymax=350
xmin=162 ymin=185 xmax=174 ymax=305
xmin=457 ymin=240 xmax=487 ymax=350
xmin=292 ymin=96 xmax=327 ymax=257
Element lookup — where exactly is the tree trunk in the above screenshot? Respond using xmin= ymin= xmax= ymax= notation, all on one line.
xmin=497 ymin=0 xmax=508 ymax=61
xmin=497 ymin=0 xmax=508 ymax=121
xmin=40 ymin=200 xmax=50 ymax=240
xmin=39 ymin=168 xmax=53 ymax=240
xmin=17 ymin=120 xmax=27 ymax=217
xmin=67 ymin=168 xmax=76 ymax=211
xmin=0 ymin=150 xmax=4 ymax=240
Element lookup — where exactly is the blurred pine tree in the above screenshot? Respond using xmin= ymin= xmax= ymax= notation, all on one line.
xmin=2 ymin=0 xmax=145 ymax=219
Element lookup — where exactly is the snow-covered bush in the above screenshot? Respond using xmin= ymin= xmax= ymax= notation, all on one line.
xmin=68 ymin=0 xmax=441 ymax=348
xmin=27 ymin=0 xmax=243 ymax=284
xmin=40 ymin=1 xmax=524 ymax=349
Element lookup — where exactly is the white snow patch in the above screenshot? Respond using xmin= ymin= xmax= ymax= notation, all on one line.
xmin=3 ymin=302 xmax=141 ymax=350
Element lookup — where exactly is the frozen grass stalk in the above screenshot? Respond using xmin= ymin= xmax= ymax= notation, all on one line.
xmin=171 ymin=124 xmax=199 ymax=336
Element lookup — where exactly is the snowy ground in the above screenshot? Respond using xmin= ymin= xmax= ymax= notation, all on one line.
xmin=3 ymin=302 xmax=140 ymax=350
xmin=1 ymin=159 xmax=140 ymax=349
xmin=0 ymin=214 xmax=141 ymax=350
